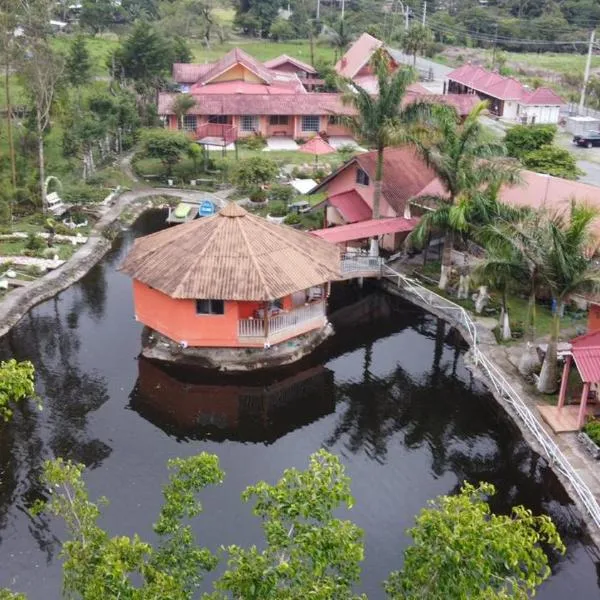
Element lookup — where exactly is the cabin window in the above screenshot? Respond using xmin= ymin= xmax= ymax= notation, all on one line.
xmin=269 ymin=115 xmax=289 ymax=126
xmin=196 ymin=299 xmax=225 ymax=315
xmin=301 ymin=115 xmax=320 ymax=132
xmin=356 ymin=168 xmax=370 ymax=186
xmin=182 ymin=115 xmax=197 ymax=132
xmin=208 ymin=115 xmax=229 ymax=124
xmin=241 ymin=115 xmax=259 ymax=132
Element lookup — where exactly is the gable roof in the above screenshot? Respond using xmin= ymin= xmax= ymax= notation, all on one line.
xmin=173 ymin=63 xmax=214 ymax=85
xmin=120 ymin=203 xmax=341 ymax=302
xmin=198 ymin=48 xmax=274 ymax=86
xmin=335 ymin=32 xmax=384 ymax=79
xmin=263 ymin=54 xmax=317 ymax=74
xmin=522 ymin=87 xmax=564 ymax=105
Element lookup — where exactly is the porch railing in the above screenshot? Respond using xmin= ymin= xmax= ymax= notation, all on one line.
xmin=341 ymin=254 xmax=384 ymax=275
xmin=196 ymin=123 xmax=238 ymax=145
xmin=238 ymin=301 xmax=326 ymax=339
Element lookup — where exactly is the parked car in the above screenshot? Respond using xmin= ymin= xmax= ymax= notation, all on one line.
xmin=573 ymin=131 xmax=600 ymax=148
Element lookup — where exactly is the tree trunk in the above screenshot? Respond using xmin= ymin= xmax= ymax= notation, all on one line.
xmin=413 ymin=51 xmax=417 ymax=66
xmin=537 ymin=311 xmax=560 ymax=394
xmin=5 ymin=62 xmax=16 ymax=193
xmin=499 ymin=288 xmax=511 ymax=341
xmin=37 ymin=113 xmax=47 ymax=214
xmin=438 ymin=230 xmax=454 ymax=290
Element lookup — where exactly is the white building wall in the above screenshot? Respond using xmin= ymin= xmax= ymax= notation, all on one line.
xmin=516 ymin=104 xmax=561 ymax=124
xmin=502 ymin=101 xmax=519 ymax=120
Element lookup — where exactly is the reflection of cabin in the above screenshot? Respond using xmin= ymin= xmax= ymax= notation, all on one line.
xmin=120 ymin=203 xmax=341 ymax=349
xmin=131 ymin=358 xmax=335 ymax=443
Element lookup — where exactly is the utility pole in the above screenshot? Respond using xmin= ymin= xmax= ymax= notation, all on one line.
xmin=405 ymin=5 xmax=410 ymax=30
xmin=341 ymin=0 xmax=345 ymax=21
xmin=491 ymin=23 xmax=499 ymax=68
xmin=422 ymin=1 xmax=427 ymax=26
xmin=316 ymin=0 xmax=320 ymax=22
xmin=579 ymin=29 xmax=596 ymax=115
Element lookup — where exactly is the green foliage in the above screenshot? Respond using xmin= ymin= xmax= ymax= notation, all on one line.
xmin=505 ymin=125 xmax=557 ymax=159
xmin=268 ymin=201 xmax=287 ymax=217
xmin=385 ymin=482 xmax=565 ymax=600
xmin=236 ymin=134 xmax=266 ymax=151
xmin=231 ymin=156 xmax=279 ymax=191
xmin=283 ymin=212 xmax=302 ymax=225
xmin=0 ymin=591 xmax=27 ymax=600
xmin=401 ymin=24 xmax=434 ymax=65
xmin=234 ymin=0 xmax=280 ymax=37
xmin=268 ymin=183 xmax=296 ymax=205
xmin=25 ymin=232 xmax=45 ymax=251
xmin=210 ymin=450 xmax=365 ymax=600
xmin=140 ymin=128 xmax=190 ymax=177
xmin=522 ymin=145 xmax=580 ymax=180
xmin=584 ymin=419 xmax=600 ymax=445
xmin=0 ymin=359 xmax=36 ymax=422
xmin=66 ymin=35 xmax=92 ymax=89
xmin=270 ymin=18 xmax=296 ymax=41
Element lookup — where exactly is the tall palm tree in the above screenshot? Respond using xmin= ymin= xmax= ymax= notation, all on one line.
xmin=341 ymin=48 xmax=428 ymax=221
xmin=536 ymin=203 xmax=600 ymax=394
xmin=408 ymin=102 xmax=521 ymax=290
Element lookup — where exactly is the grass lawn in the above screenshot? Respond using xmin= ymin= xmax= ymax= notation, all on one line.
xmin=51 ymin=35 xmax=120 ymax=77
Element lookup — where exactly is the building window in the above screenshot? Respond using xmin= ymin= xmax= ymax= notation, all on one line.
xmin=301 ymin=115 xmax=320 ymax=132
xmin=269 ymin=115 xmax=289 ymax=126
xmin=241 ymin=115 xmax=259 ymax=132
xmin=196 ymin=299 xmax=225 ymax=315
xmin=179 ymin=84 xmax=191 ymax=93
xmin=208 ymin=115 xmax=229 ymax=124
xmin=356 ymin=168 xmax=370 ymax=186
xmin=182 ymin=115 xmax=197 ymax=132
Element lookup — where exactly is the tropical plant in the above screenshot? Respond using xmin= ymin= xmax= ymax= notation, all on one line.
xmin=231 ymin=156 xmax=279 ymax=191
xmin=0 ymin=359 xmax=37 ymax=422
xmin=341 ymin=48 xmax=425 ymax=221
xmin=408 ymin=102 xmax=521 ymax=290
xmin=401 ymin=24 xmax=433 ymax=67
xmin=505 ymin=124 xmax=557 ymax=159
xmin=172 ymin=93 xmax=196 ymax=131
xmin=385 ymin=482 xmax=565 ymax=600
xmin=140 ymin=128 xmax=190 ymax=178
xmin=522 ymin=145 xmax=580 ymax=180
xmin=536 ymin=203 xmax=600 ymax=393
xmin=0 ymin=451 xmax=562 ymax=599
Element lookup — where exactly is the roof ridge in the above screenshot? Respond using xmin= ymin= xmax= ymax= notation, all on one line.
xmin=237 ymin=213 xmax=274 ymax=300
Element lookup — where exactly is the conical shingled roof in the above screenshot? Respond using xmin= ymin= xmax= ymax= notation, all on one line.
xmin=120 ymin=203 xmax=341 ymax=302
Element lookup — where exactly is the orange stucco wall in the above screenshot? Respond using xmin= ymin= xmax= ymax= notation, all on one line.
xmin=589 ymin=302 xmax=600 ymax=332
xmin=133 ymin=280 xmax=240 ymax=347
xmin=212 ymin=64 xmax=264 ymax=83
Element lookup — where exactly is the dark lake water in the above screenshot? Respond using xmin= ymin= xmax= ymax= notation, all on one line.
xmin=1 ymin=210 xmax=600 ymax=599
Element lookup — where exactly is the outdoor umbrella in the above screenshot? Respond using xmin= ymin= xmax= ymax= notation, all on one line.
xmin=298 ymin=135 xmax=336 ymax=166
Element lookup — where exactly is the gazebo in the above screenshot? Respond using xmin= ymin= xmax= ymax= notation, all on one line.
xmin=539 ymin=330 xmax=600 ymax=432
xmin=120 ymin=202 xmax=341 ymax=349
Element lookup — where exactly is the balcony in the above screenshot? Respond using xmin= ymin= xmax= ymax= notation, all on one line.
xmin=340 ymin=254 xmax=383 ymax=279
xmin=238 ymin=300 xmax=327 ymax=345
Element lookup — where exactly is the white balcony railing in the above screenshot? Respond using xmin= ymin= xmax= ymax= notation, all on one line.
xmin=341 ymin=255 xmax=384 ymax=275
xmin=238 ymin=301 xmax=326 ymax=340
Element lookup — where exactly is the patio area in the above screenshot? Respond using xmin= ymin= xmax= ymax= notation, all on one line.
xmin=264 ymin=137 xmax=299 ymax=151
xmin=537 ymin=403 xmax=597 ymax=434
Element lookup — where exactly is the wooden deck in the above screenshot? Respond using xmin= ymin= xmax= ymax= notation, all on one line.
xmin=537 ymin=404 xmax=594 ymax=433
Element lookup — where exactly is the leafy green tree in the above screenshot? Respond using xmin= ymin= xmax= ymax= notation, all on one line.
xmin=342 ymin=49 xmax=422 ymax=221
xmin=401 ymin=24 xmax=433 ymax=66
xmin=409 ymin=102 xmax=521 ymax=290
xmin=536 ymin=204 xmax=600 ymax=393
xmin=235 ymin=0 xmax=281 ymax=37
xmin=505 ymin=124 xmax=556 ymax=159
xmin=80 ymin=0 xmax=119 ymax=33
xmin=522 ymin=145 xmax=580 ymax=180
xmin=385 ymin=482 xmax=565 ymax=600
xmin=231 ymin=156 xmax=279 ymax=191
xmin=0 ymin=359 xmax=36 ymax=422
xmin=172 ymin=93 xmax=196 ymax=130
xmin=65 ymin=35 xmax=92 ymax=90
xmin=270 ymin=17 xmax=296 ymax=40
xmin=141 ymin=128 xmax=190 ymax=178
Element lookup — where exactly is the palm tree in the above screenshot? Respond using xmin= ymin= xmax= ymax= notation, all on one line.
xmin=536 ymin=203 xmax=600 ymax=393
xmin=172 ymin=93 xmax=196 ymax=131
xmin=341 ymin=49 xmax=429 ymax=221
xmin=401 ymin=24 xmax=433 ymax=67
xmin=408 ymin=102 xmax=521 ymax=290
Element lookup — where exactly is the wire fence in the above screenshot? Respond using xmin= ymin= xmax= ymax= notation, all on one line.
xmin=382 ymin=265 xmax=600 ymax=531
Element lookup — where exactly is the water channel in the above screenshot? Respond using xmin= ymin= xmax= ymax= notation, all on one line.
xmin=0 ymin=210 xmax=599 ymax=598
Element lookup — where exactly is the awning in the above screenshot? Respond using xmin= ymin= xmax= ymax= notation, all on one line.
xmin=571 ymin=330 xmax=600 ymax=383
xmin=311 ymin=216 xmax=418 ymax=244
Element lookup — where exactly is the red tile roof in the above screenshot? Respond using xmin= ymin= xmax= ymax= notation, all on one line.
xmin=198 ymin=48 xmax=275 ymax=85
xmin=189 ymin=80 xmax=303 ymax=95
xmin=522 ymin=87 xmax=564 ymax=105
xmin=335 ymin=32 xmax=383 ymax=79
xmin=173 ymin=63 xmax=214 ymax=84
xmin=158 ymin=92 xmax=354 ymax=116
xmin=263 ymin=54 xmax=316 ymax=74
xmin=311 ymin=216 xmax=417 ymax=243
xmin=448 ymin=64 xmax=526 ymax=101
xmin=571 ymin=330 xmax=600 ymax=383
xmin=327 ymin=190 xmax=372 ymax=223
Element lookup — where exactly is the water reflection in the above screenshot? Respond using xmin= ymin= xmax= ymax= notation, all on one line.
xmin=130 ymin=358 xmax=336 ymax=443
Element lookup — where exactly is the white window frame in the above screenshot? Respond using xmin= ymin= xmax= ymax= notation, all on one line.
xmin=182 ymin=114 xmax=197 ymax=132
xmin=302 ymin=115 xmax=320 ymax=132
xmin=241 ymin=115 xmax=259 ymax=132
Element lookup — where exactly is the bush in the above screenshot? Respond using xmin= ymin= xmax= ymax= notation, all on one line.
xmin=584 ymin=419 xmax=600 ymax=446
xmin=283 ymin=212 xmax=302 ymax=226
xmin=25 ymin=233 xmax=45 ymax=252
xmin=62 ymin=184 xmax=106 ymax=204
xmin=268 ymin=183 xmax=295 ymax=205
xmin=232 ymin=157 xmax=279 ymax=191
xmin=505 ymin=124 xmax=556 ymax=159
xmin=268 ymin=202 xmax=287 ymax=217
xmin=237 ymin=134 xmax=266 ymax=151
xmin=249 ymin=187 xmax=267 ymax=202
xmin=522 ymin=145 xmax=580 ymax=180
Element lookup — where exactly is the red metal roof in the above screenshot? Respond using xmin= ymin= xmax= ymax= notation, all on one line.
xmin=198 ymin=48 xmax=275 ymax=85
xmin=311 ymin=216 xmax=417 ymax=244
xmin=327 ymin=190 xmax=372 ymax=223
xmin=335 ymin=32 xmax=383 ymax=79
xmin=263 ymin=54 xmax=316 ymax=74
xmin=447 ymin=64 xmax=528 ymax=101
xmin=173 ymin=63 xmax=214 ymax=84
xmin=189 ymin=80 xmax=303 ymax=95
xmin=522 ymin=87 xmax=564 ymax=106
xmin=571 ymin=330 xmax=600 ymax=383
xmin=158 ymin=92 xmax=354 ymax=116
